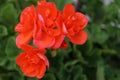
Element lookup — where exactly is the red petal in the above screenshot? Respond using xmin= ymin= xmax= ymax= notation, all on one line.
xmin=46 ymin=19 xmax=54 ymax=28
xmin=55 ymin=15 xmax=68 ymax=35
xmin=15 ymin=5 xmax=36 ymax=33
xmin=21 ymin=64 xmax=35 ymax=76
xmin=33 ymin=14 xmax=46 ymax=40
xmin=15 ymin=23 xmax=33 ymax=33
xmin=19 ymin=44 xmax=34 ymax=51
xmin=24 ymin=69 xmax=37 ymax=77
xmin=60 ymin=40 xmax=68 ymax=49
xmin=16 ymin=52 xmax=26 ymax=66
xmin=16 ymin=31 xmax=32 ymax=48
xmin=33 ymin=32 xmax=55 ymax=48
xmin=63 ymin=4 xmax=75 ymax=19
xmin=15 ymin=23 xmax=24 ymax=32
xmin=52 ymin=35 xmax=65 ymax=49
xmin=37 ymin=2 xmax=57 ymax=20
xmin=37 ymin=53 xmax=49 ymax=68
xmin=20 ymin=5 xmax=36 ymax=23
xmin=68 ymin=30 xmax=88 ymax=45
xmin=74 ymin=12 xmax=88 ymax=29
xmin=46 ymin=2 xmax=58 ymax=20
xmin=36 ymin=62 xmax=46 ymax=79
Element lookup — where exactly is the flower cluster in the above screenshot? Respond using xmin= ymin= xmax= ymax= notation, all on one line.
xmin=15 ymin=0 xmax=88 ymax=79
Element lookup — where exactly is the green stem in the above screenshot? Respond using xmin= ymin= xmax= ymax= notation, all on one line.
xmin=96 ymin=60 xmax=105 ymax=80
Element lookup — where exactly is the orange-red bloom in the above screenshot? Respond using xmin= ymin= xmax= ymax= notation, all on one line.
xmin=15 ymin=5 xmax=36 ymax=48
xmin=15 ymin=1 xmax=88 ymax=79
xmin=33 ymin=2 xmax=65 ymax=49
xmin=15 ymin=2 xmax=65 ymax=50
xmin=62 ymin=4 xmax=88 ymax=45
xmin=16 ymin=46 xmax=49 ymax=79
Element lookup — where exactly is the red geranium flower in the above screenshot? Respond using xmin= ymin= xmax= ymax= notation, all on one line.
xmin=16 ymin=45 xmax=49 ymax=79
xmin=14 ymin=0 xmax=89 ymax=79
xmin=62 ymin=4 xmax=88 ymax=45
xmin=33 ymin=2 xmax=65 ymax=49
xmin=15 ymin=5 xmax=36 ymax=48
xmin=60 ymin=40 xmax=68 ymax=49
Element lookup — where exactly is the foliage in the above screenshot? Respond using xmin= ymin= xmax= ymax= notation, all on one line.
xmin=0 ymin=0 xmax=120 ymax=80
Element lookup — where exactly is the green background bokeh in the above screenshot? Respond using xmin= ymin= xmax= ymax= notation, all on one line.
xmin=0 ymin=0 xmax=120 ymax=80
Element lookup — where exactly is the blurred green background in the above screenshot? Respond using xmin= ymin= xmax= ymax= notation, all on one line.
xmin=0 ymin=0 xmax=120 ymax=80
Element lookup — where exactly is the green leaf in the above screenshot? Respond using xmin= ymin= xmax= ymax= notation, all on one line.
xmin=5 ymin=36 xmax=21 ymax=61
xmin=0 ymin=25 xmax=8 ymax=38
xmin=48 ymin=0 xmax=74 ymax=10
xmin=104 ymin=3 xmax=119 ymax=20
xmin=0 ymin=0 xmax=6 ymax=5
xmin=102 ymin=49 xmax=117 ymax=55
xmin=57 ymin=67 xmax=71 ymax=80
xmin=0 ymin=39 xmax=7 ymax=66
xmin=105 ymin=64 xmax=120 ymax=80
xmin=0 ymin=3 xmax=18 ymax=25
xmin=71 ymin=65 xmax=83 ymax=74
xmin=74 ymin=74 xmax=87 ymax=80
xmin=89 ymin=24 xmax=109 ymax=44
xmin=0 ymin=59 xmax=7 ymax=67
xmin=71 ymin=65 xmax=87 ymax=80
xmin=64 ymin=60 xmax=82 ymax=72
xmin=5 ymin=60 xmax=16 ymax=70
xmin=73 ymin=45 xmax=88 ymax=64
xmin=42 ymin=73 xmax=56 ymax=80
xmin=76 ymin=39 xmax=93 ymax=54
xmin=27 ymin=77 xmax=37 ymax=80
